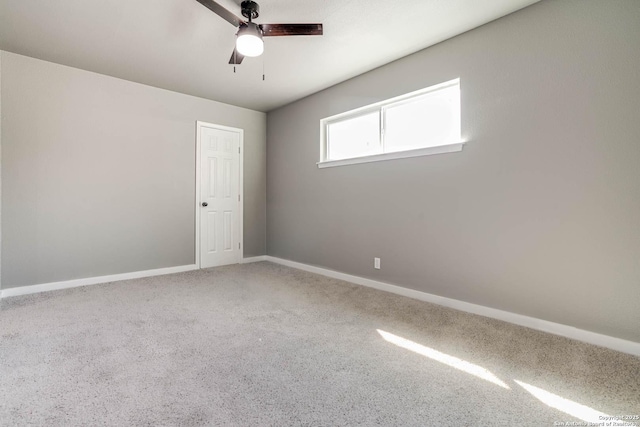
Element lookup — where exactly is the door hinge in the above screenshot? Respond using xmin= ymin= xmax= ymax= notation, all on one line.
xmin=238 ymin=242 xmax=241 ymax=249
xmin=238 ymin=147 xmax=240 ymax=154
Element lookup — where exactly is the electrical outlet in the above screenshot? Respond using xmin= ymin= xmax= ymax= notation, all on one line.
xmin=374 ymin=257 xmax=381 ymax=269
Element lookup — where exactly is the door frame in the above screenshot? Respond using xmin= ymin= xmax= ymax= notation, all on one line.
xmin=195 ymin=121 xmax=244 ymax=269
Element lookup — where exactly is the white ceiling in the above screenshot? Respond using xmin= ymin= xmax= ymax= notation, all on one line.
xmin=0 ymin=0 xmax=539 ymax=112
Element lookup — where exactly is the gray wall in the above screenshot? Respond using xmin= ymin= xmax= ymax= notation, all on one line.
xmin=267 ymin=0 xmax=640 ymax=342
xmin=1 ymin=51 xmax=266 ymax=289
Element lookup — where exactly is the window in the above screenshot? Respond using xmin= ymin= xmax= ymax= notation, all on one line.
xmin=319 ymin=79 xmax=462 ymax=168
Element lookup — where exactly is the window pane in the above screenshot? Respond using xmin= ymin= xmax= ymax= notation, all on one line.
xmin=327 ymin=111 xmax=381 ymax=160
xmin=384 ymin=84 xmax=460 ymax=153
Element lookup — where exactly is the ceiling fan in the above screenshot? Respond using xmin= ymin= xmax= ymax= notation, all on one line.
xmin=195 ymin=0 xmax=323 ymax=65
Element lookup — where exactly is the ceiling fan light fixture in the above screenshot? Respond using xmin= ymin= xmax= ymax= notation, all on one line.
xmin=236 ymin=23 xmax=264 ymax=57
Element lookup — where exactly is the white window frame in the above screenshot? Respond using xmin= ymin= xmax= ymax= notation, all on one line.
xmin=318 ymin=78 xmax=464 ymax=168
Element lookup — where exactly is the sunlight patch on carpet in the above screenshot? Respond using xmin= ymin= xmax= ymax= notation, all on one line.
xmin=514 ymin=380 xmax=612 ymax=423
xmin=377 ymin=329 xmax=510 ymax=389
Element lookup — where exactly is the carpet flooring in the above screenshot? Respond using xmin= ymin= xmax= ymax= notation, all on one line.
xmin=1 ymin=262 xmax=639 ymax=426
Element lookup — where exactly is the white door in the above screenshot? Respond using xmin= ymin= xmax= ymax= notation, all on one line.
xmin=199 ymin=124 xmax=242 ymax=268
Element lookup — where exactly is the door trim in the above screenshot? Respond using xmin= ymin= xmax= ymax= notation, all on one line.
xmin=195 ymin=121 xmax=244 ymax=269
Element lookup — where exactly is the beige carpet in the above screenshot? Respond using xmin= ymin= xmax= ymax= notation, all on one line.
xmin=1 ymin=262 xmax=639 ymax=426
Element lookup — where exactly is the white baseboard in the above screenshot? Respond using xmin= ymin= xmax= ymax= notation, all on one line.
xmin=2 ymin=255 xmax=637 ymax=356
xmin=0 ymin=257 xmax=268 ymax=299
xmin=0 ymin=264 xmax=199 ymax=298
xmin=242 ymin=255 xmax=269 ymax=263
xmin=264 ymin=256 xmax=640 ymax=357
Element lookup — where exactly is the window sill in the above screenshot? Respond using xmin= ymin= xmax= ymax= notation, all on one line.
xmin=317 ymin=142 xmax=465 ymax=169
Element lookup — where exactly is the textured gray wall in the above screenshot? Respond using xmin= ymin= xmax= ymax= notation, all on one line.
xmin=1 ymin=51 xmax=266 ymax=289
xmin=267 ymin=0 xmax=640 ymax=342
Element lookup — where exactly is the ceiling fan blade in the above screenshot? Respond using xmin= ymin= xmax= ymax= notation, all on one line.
xmin=195 ymin=0 xmax=244 ymax=27
xmin=229 ymin=49 xmax=245 ymax=65
xmin=259 ymin=23 xmax=323 ymax=37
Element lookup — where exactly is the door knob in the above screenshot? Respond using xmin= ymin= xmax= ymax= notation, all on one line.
xmin=202 ymin=202 xmax=208 ymax=207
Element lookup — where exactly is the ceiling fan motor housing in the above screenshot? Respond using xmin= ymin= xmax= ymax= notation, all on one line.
xmin=194 ymin=0 xmax=323 ymax=65
xmin=241 ymin=1 xmax=260 ymax=20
